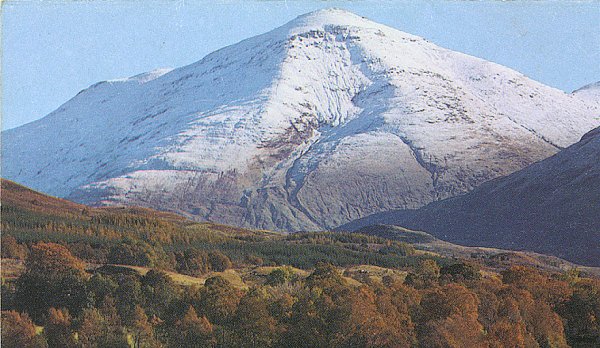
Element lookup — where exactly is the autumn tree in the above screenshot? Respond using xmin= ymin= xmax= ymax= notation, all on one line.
xmin=232 ymin=288 xmax=278 ymax=347
xmin=468 ymin=276 xmax=503 ymax=332
xmin=501 ymin=266 xmax=572 ymax=306
xmin=488 ymin=291 xmax=537 ymax=348
xmin=492 ymin=285 xmax=570 ymax=348
xmin=1 ymin=235 xmax=28 ymax=259
xmin=501 ymin=267 xmax=571 ymax=347
xmin=334 ymin=286 xmax=416 ymax=348
xmin=488 ymin=318 xmax=530 ymax=348
xmin=130 ymin=305 xmax=160 ymax=348
xmin=172 ymin=306 xmax=215 ymax=348
xmin=282 ymin=288 xmax=332 ymax=347
xmin=370 ymin=283 xmax=418 ymax=347
xmin=531 ymin=301 xmax=569 ymax=348
xmin=417 ymin=284 xmax=488 ymax=348
xmin=23 ymin=242 xmax=86 ymax=277
xmin=44 ymin=308 xmax=76 ymax=347
xmin=1 ymin=311 xmax=47 ymax=348
xmin=198 ymin=276 xmax=241 ymax=326
xmin=77 ymin=309 xmax=105 ymax=347
xmin=77 ymin=306 xmax=129 ymax=348
xmin=282 ymin=263 xmax=351 ymax=347
xmin=383 ymin=275 xmax=421 ymax=312
xmin=15 ymin=242 xmax=90 ymax=321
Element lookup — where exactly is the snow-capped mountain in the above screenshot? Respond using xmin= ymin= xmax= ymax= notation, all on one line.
xmin=3 ymin=9 xmax=599 ymax=231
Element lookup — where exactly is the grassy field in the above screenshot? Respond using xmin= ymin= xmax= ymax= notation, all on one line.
xmin=2 ymin=258 xmax=411 ymax=291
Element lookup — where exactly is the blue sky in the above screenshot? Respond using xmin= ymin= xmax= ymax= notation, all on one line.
xmin=2 ymin=0 xmax=599 ymax=130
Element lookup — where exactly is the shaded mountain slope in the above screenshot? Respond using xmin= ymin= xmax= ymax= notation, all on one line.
xmin=339 ymin=127 xmax=600 ymax=266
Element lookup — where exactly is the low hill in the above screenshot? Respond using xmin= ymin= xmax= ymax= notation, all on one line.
xmin=3 ymin=179 xmax=596 ymax=276
xmin=355 ymin=225 xmax=600 ymax=277
xmin=1 ymin=178 xmax=266 ymax=241
xmin=1 ymin=179 xmax=424 ymax=271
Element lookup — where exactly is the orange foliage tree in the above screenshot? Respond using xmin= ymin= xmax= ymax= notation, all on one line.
xmin=1 ymin=311 xmax=47 ymax=348
xmin=15 ymin=242 xmax=90 ymax=322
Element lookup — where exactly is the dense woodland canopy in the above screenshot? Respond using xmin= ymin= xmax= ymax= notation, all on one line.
xmin=1 ymin=180 xmax=599 ymax=347
xmin=2 ymin=241 xmax=599 ymax=348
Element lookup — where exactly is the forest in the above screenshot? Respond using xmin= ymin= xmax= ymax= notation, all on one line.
xmin=1 ymin=180 xmax=599 ymax=347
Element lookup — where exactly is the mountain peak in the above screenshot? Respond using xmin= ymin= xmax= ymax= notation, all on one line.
xmin=3 ymin=10 xmax=598 ymax=232
xmin=272 ymin=8 xmax=419 ymax=41
xmin=290 ymin=8 xmax=372 ymax=27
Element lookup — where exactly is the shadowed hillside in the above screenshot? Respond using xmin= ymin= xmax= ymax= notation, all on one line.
xmin=340 ymin=127 xmax=600 ymax=266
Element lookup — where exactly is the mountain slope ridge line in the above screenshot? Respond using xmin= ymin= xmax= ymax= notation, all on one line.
xmin=2 ymin=8 xmax=598 ymax=231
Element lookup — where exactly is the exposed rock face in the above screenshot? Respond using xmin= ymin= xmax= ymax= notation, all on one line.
xmin=2 ymin=9 xmax=599 ymax=231
xmin=340 ymin=127 xmax=600 ymax=266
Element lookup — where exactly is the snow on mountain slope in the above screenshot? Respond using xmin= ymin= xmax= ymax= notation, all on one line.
xmin=3 ymin=9 xmax=599 ymax=231
xmin=573 ymin=81 xmax=600 ymax=104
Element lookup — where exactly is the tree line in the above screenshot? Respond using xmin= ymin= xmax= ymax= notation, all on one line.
xmin=2 ymin=242 xmax=599 ymax=347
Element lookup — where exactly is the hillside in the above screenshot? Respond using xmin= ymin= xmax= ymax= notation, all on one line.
xmin=3 ymin=9 xmax=598 ymax=232
xmin=573 ymin=81 xmax=600 ymax=103
xmin=355 ymin=224 xmax=600 ymax=277
xmin=0 ymin=179 xmax=423 ymax=270
xmin=2 ymin=179 xmax=596 ymax=276
xmin=2 ymin=180 xmax=600 ymax=348
xmin=0 ymin=179 xmax=264 ymax=245
xmin=340 ymin=127 xmax=600 ymax=266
